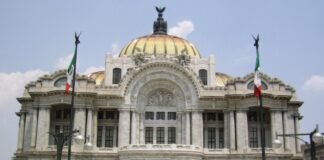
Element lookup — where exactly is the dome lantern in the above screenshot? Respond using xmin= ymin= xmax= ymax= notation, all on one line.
xmin=153 ymin=6 xmax=167 ymax=35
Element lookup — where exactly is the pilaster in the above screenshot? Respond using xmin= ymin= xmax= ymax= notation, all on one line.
xmin=236 ymin=110 xmax=248 ymax=152
xmin=92 ymin=109 xmax=98 ymax=148
xmin=131 ymin=110 xmax=137 ymax=144
xmin=86 ymin=108 xmax=93 ymax=145
xmin=192 ymin=110 xmax=203 ymax=147
xmin=29 ymin=107 xmax=38 ymax=149
xmin=36 ymin=106 xmax=50 ymax=151
xmin=229 ymin=111 xmax=236 ymax=150
xmin=271 ymin=110 xmax=284 ymax=152
xmin=185 ymin=111 xmax=191 ymax=145
xmin=118 ymin=108 xmax=130 ymax=147
xmin=17 ymin=112 xmax=26 ymax=152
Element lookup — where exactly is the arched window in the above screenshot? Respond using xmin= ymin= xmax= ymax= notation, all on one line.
xmin=247 ymin=81 xmax=268 ymax=90
xmin=199 ymin=69 xmax=208 ymax=85
xmin=54 ymin=77 xmax=67 ymax=87
xmin=112 ymin=68 xmax=121 ymax=84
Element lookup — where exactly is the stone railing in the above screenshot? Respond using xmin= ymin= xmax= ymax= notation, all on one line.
xmin=119 ymin=144 xmax=202 ymax=152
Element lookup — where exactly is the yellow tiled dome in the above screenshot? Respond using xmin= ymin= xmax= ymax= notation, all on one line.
xmin=118 ymin=34 xmax=201 ymax=58
xmin=88 ymin=71 xmax=104 ymax=85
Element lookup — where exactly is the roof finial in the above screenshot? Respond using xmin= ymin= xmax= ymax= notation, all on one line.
xmin=153 ymin=6 xmax=167 ymax=35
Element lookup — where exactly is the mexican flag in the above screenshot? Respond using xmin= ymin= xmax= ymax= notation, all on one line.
xmin=254 ymin=49 xmax=261 ymax=97
xmin=65 ymin=53 xmax=76 ymax=95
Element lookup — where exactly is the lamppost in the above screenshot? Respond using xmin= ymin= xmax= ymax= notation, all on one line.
xmin=273 ymin=125 xmax=324 ymax=160
xmin=49 ymin=130 xmax=84 ymax=160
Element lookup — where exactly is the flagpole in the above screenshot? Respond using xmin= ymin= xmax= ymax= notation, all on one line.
xmin=68 ymin=33 xmax=80 ymax=160
xmin=259 ymin=94 xmax=266 ymax=160
xmin=253 ymin=34 xmax=266 ymax=160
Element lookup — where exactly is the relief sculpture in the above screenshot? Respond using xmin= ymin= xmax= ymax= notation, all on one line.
xmin=147 ymin=90 xmax=174 ymax=106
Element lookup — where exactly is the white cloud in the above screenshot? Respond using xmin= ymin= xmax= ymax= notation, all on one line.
xmin=55 ymin=53 xmax=73 ymax=70
xmin=303 ymin=75 xmax=324 ymax=92
xmin=0 ymin=70 xmax=48 ymax=110
xmin=83 ymin=66 xmax=105 ymax=75
xmin=105 ymin=42 xmax=120 ymax=57
xmin=169 ymin=20 xmax=194 ymax=38
xmin=0 ymin=69 xmax=47 ymax=160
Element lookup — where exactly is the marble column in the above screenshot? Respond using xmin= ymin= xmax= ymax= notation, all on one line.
xmin=229 ymin=111 xmax=236 ymax=150
xmin=131 ymin=110 xmax=137 ymax=144
xmin=17 ymin=112 xmax=26 ymax=152
xmin=236 ymin=110 xmax=248 ymax=152
xmin=192 ymin=110 xmax=203 ymax=147
xmin=283 ymin=111 xmax=293 ymax=152
xmin=36 ymin=107 xmax=50 ymax=151
xmin=176 ymin=112 xmax=182 ymax=144
xmin=86 ymin=109 xmax=93 ymax=144
xmin=29 ymin=108 xmax=38 ymax=149
xmin=185 ymin=111 xmax=191 ymax=145
xmin=271 ymin=110 xmax=284 ymax=152
xmin=295 ymin=115 xmax=301 ymax=153
xmin=139 ymin=112 xmax=144 ymax=144
xmin=92 ymin=109 xmax=98 ymax=148
xmin=74 ymin=108 xmax=86 ymax=137
xmin=181 ymin=112 xmax=186 ymax=144
xmin=118 ymin=109 xmax=130 ymax=147
xmin=223 ymin=111 xmax=229 ymax=149
xmin=73 ymin=108 xmax=86 ymax=151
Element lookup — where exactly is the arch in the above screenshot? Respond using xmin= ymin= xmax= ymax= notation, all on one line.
xmin=121 ymin=62 xmax=202 ymax=107
xmin=54 ymin=77 xmax=67 ymax=87
xmin=135 ymin=79 xmax=186 ymax=112
xmin=247 ymin=80 xmax=268 ymax=90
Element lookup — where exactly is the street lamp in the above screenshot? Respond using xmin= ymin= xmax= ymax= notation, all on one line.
xmin=49 ymin=130 xmax=84 ymax=160
xmin=273 ymin=125 xmax=324 ymax=160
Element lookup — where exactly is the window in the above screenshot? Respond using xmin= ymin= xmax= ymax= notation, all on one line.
xmin=97 ymin=110 xmax=118 ymax=148
xmin=145 ymin=127 xmax=153 ymax=144
xmin=105 ymin=127 xmax=114 ymax=147
xmin=218 ymin=112 xmax=224 ymax=121
xmin=145 ymin=112 xmax=154 ymax=120
xmin=50 ymin=106 xmax=71 ymax=145
xmin=207 ymin=113 xmax=216 ymax=121
xmin=112 ymin=68 xmax=122 ymax=84
xmin=203 ymin=111 xmax=224 ymax=149
xmin=248 ymin=111 xmax=258 ymax=122
xmin=167 ymin=112 xmax=176 ymax=120
xmin=199 ymin=69 xmax=208 ymax=85
xmin=249 ymin=127 xmax=258 ymax=148
xmin=54 ymin=77 xmax=67 ymax=87
xmin=207 ymin=128 xmax=216 ymax=148
xmin=168 ymin=127 xmax=176 ymax=144
xmin=219 ymin=128 xmax=224 ymax=148
xmin=98 ymin=111 xmax=104 ymax=120
xmin=247 ymin=81 xmax=268 ymax=90
xmin=106 ymin=111 xmax=115 ymax=119
xmin=248 ymin=108 xmax=272 ymax=148
xmin=97 ymin=126 xmax=103 ymax=147
xmin=156 ymin=112 xmax=165 ymax=120
xmin=156 ymin=127 xmax=165 ymax=144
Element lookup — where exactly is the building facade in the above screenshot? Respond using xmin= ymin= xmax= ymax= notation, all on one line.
xmin=14 ymin=8 xmax=303 ymax=160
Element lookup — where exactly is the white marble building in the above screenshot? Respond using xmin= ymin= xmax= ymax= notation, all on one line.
xmin=14 ymin=8 xmax=303 ymax=160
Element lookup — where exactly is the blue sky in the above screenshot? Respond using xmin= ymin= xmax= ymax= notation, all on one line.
xmin=1 ymin=0 xmax=323 ymax=159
